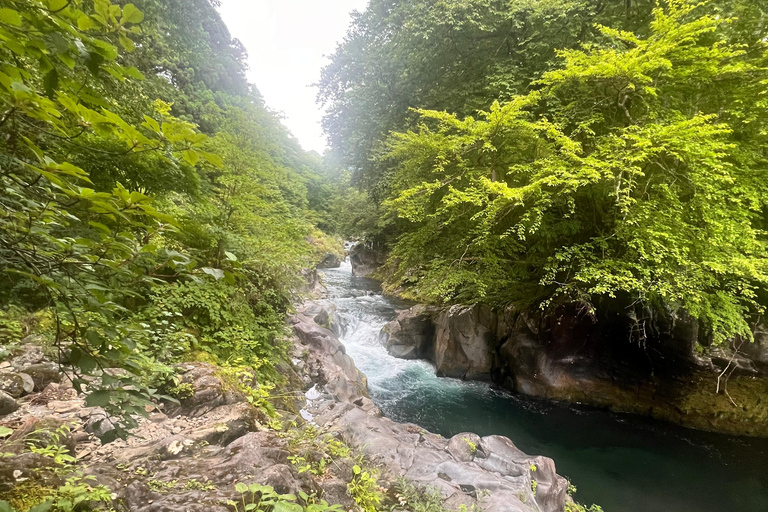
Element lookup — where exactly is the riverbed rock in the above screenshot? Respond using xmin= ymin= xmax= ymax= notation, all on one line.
xmin=380 ymin=305 xmax=439 ymax=359
xmin=299 ymin=267 xmax=327 ymax=298
xmin=383 ymin=299 xmax=768 ymax=437
xmin=291 ymin=312 xmax=369 ymax=404
xmin=349 ymin=244 xmax=386 ymax=277
xmin=0 ymin=390 xmax=19 ymax=416
xmin=298 ymin=303 xmax=568 ymax=512
xmin=17 ymin=362 xmax=61 ymax=391
xmin=446 ymin=432 xmax=482 ymax=462
xmin=0 ymin=372 xmax=25 ymax=398
xmin=299 ymin=301 xmax=346 ymax=337
xmin=8 ymin=344 xmax=46 ymax=368
xmin=310 ymin=401 xmax=565 ymax=512
xmin=317 ymin=253 xmax=342 ymax=268
xmin=433 ymin=305 xmax=498 ymax=380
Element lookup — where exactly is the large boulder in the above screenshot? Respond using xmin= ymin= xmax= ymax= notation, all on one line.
xmin=315 ymin=402 xmax=566 ymax=512
xmin=290 ymin=313 xmax=369 ymax=404
xmin=165 ymin=363 xmax=245 ymax=417
xmin=349 ymin=244 xmax=386 ymax=277
xmin=0 ymin=390 xmax=18 ymax=416
xmin=0 ymin=372 xmax=25 ymax=398
xmin=317 ymin=253 xmax=342 ymax=269
xmin=432 ymin=305 xmax=498 ymax=380
xmin=380 ymin=305 xmax=439 ymax=359
xmin=17 ymin=362 xmax=61 ymax=391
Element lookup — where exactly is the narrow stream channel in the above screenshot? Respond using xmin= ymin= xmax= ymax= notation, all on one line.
xmin=320 ymin=259 xmax=768 ymax=512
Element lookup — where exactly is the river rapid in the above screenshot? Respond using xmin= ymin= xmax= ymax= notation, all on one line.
xmin=319 ymin=259 xmax=768 ymax=512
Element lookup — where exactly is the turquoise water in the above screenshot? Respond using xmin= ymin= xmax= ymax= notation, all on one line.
xmin=321 ymin=261 xmax=768 ymax=512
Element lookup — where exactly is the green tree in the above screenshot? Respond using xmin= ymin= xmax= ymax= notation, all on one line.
xmin=380 ymin=1 xmax=768 ymax=344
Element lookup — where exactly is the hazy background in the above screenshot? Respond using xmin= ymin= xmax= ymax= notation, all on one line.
xmin=218 ymin=0 xmax=369 ymax=154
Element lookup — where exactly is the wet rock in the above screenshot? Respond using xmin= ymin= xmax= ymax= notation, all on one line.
xmin=317 ymin=404 xmax=565 ymax=512
xmin=349 ymin=244 xmax=386 ymax=277
xmin=291 ymin=313 xmax=369 ymax=404
xmin=0 ymin=390 xmax=19 ymax=416
xmin=0 ymin=371 xmax=24 ymax=398
xmin=433 ymin=305 xmax=498 ymax=380
xmin=380 ymin=305 xmax=439 ymax=360
xmin=317 ymin=253 xmax=342 ymax=269
xmin=300 ymin=301 xmax=344 ymax=335
xmin=299 ymin=268 xmax=327 ymax=298
xmin=297 ymin=297 xmax=568 ymax=512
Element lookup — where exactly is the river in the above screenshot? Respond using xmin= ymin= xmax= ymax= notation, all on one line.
xmin=320 ymin=259 xmax=768 ymax=512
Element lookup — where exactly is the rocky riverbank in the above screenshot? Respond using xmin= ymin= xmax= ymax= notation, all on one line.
xmin=0 ymin=299 xmax=582 ymax=512
xmin=380 ymin=303 xmax=768 ymax=437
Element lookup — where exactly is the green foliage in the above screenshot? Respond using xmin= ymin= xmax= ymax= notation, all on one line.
xmin=228 ymin=482 xmax=345 ymax=512
xmin=347 ymin=464 xmax=383 ymax=512
xmin=218 ymin=364 xmax=276 ymax=416
xmin=319 ymin=0 xmax=663 ymax=197
xmin=0 ymin=422 xmax=115 ymax=512
xmin=230 ymin=482 xmax=300 ymax=512
xmin=279 ymin=423 xmax=354 ymax=477
xmin=0 ymin=474 xmax=114 ymax=512
xmin=0 ymin=309 xmax=23 ymax=345
xmin=374 ymin=1 xmax=768 ymax=344
xmin=0 ymin=0 xmax=225 ymax=441
xmin=144 ymin=278 xmax=284 ymax=364
xmin=0 ymin=0 xmax=340 ymax=444
xmin=393 ymin=478 xmax=474 ymax=512
xmin=564 ymin=503 xmax=604 ymax=512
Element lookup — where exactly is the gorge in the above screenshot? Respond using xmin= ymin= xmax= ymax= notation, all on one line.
xmin=324 ymin=256 xmax=768 ymax=512
xmin=2 ymin=1 xmax=768 ymax=511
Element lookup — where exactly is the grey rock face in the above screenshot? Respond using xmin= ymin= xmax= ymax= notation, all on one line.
xmin=380 ymin=305 xmax=439 ymax=359
xmin=291 ymin=311 xmax=369 ymax=405
xmin=381 ymin=304 xmax=499 ymax=379
xmin=9 ymin=344 xmax=45 ymax=368
xmin=446 ymin=433 xmax=482 ymax=462
xmin=17 ymin=362 xmax=61 ymax=391
xmin=349 ymin=244 xmax=386 ymax=277
xmin=166 ymin=363 xmax=245 ymax=417
xmin=433 ymin=305 xmax=498 ymax=380
xmin=317 ymin=253 xmax=342 ymax=269
xmin=17 ymin=372 xmax=34 ymax=395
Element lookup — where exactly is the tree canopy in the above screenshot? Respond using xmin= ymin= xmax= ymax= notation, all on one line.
xmin=321 ymin=0 xmax=768 ymax=345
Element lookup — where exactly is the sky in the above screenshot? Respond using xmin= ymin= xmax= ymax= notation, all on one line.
xmin=217 ymin=0 xmax=369 ymax=154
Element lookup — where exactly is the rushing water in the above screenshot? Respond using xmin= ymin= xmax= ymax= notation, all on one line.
xmin=319 ymin=259 xmax=768 ymax=512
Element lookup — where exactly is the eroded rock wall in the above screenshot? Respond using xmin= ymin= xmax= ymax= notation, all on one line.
xmin=381 ymin=303 xmax=768 ymax=437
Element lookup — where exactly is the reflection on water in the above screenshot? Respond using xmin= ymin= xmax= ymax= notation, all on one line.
xmin=320 ymin=259 xmax=768 ymax=512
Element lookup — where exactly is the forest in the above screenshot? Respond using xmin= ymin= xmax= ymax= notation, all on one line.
xmin=321 ymin=0 xmax=768 ymax=346
xmin=0 ymin=1 xmax=767 ymax=512
xmin=0 ymin=0 xmax=348 ymax=441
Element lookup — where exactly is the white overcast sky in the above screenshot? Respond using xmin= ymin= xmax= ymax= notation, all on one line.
xmin=217 ymin=0 xmax=369 ymax=154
